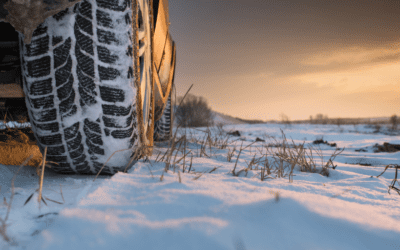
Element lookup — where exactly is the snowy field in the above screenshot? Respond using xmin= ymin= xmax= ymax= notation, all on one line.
xmin=1 ymin=122 xmax=400 ymax=249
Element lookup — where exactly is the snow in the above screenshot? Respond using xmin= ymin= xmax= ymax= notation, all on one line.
xmin=1 ymin=122 xmax=400 ymax=249
xmin=212 ymin=111 xmax=247 ymax=125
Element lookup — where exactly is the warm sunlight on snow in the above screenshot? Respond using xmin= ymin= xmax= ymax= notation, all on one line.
xmin=1 ymin=122 xmax=400 ymax=249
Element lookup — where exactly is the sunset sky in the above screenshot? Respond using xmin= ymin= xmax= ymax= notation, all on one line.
xmin=168 ymin=0 xmax=400 ymax=121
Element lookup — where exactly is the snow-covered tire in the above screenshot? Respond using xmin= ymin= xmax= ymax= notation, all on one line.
xmin=19 ymin=0 xmax=154 ymax=175
xmin=153 ymin=89 xmax=173 ymax=141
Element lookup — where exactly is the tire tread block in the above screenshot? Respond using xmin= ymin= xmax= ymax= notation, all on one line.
xmin=84 ymin=118 xmax=102 ymax=134
xmin=69 ymin=144 xmax=85 ymax=159
xmin=52 ymin=36 xmax=63 ymax=46
xmin=29 ymin=78 xmax=53 ymax=96
xmin=98 ymin=65 xmax=120 ymax=81
xmin=72 ymin=154 xmax=86 ymax=165
xmin=76 ymin=14 xmax=93 ymax=35
xmin=55 ymin=56 xmax=73 ymax=87
xmin=78 ymin=0 xmax=93 ymax=19
xmin=59 ymin=90 xmax=76 ymax=115
xmin=66 ymin=132 xmax=82 ymax=151
xmin=93 ymin=161 xmax=113 ymax=175
xmin=54 ymin=37 xmax=71 ymax=69
xmin=38 ymin=133 xmax=63 ymax=145
xmin=76 ymin=161 xmax=91 ymax=174
xmin=77 ymin=66 xmax=96 ymax=93
xmin=111 ymin=127 xmax=133 ymax=139
xmin=79 ymin=87 xmax=97 ymax=106
xmin=26 ymin=56 xmax=51 ymax=78
xmin=75 ymin=23 xmax=94 ymax=56
xmin=52 ymin=163 xmax=73 ymax=173
xmin=32 ymin=23 xmax=48 ymax=37
xmin=99 ymin=86 xmax=125 ymax=102
xmin=102 ymin=104 xmax=131 ymax=116
xmin=84 ymin=125 xmax=103 ymax=145
xmin=46 ymin=155 xmax=68 ymax=163
xmin=96 ymin=9 xmax=114 ymax=28
xmin=31 ymin=108 xmax=57 ymax=122
xmin=98 ymin=46 xmax=119 ymax=64
xmin=46 ymin=145 xmax=66 ymax=155
xmin=34 ymin=121 xmax=60 ymax=133
xmin=76 ymin=46 xmax=95 ymax=78
xmin=61 ymin=105 xmax=78 ymax=120
xmin=86 ymin=138 xmax=105 ymax=155
xmin=102 ymin=115 xmax=132 ymax=128
xmin=154 ymin=95 xmax=172 ymax=141
xmin=57 ymin=75 xmax=74 ymax=101
xmin=25 ymin=35 xmax=49 ymax=57
xmin=96 ymin=0 xmax=129 ymax=12
xmin=97 ymin=29 xmax=119 ymax=46
xmin=64 ymin=122 xmax=80 ymax=140
xmin=29 ymin=95 xmax=54 ymax=109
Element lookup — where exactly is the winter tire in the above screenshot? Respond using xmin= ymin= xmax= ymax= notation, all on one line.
xmin=153 ymin=86 xmax=173 ymax=141
xmin=19 ymin=0 xmax=154 ymax=175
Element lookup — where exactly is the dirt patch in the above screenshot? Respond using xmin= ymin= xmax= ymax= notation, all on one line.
xmin=373 ymin=143 xmax=400 ymax=153
xmin=312 ymin=139 xmax=337 ymax=147
xmin=355 ymin=148 xmax=367 ymax=152
xmin=227 ymin=130 xmax=241 ymax=137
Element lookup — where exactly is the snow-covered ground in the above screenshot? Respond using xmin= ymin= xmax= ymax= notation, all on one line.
xmin=1 ymin=122 xmax=400 ymax=249
xmin=212 ymin=112 xmax=247 ymax=125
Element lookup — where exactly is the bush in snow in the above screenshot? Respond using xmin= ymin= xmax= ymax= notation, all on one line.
xmin=175 ymin=94 xmax=214 ymax=127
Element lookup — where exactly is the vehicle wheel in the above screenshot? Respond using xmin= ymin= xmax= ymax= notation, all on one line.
xmin=19 ymin=0 xmax=154 ymax=175
xmin=153 ymin=86 xmax=174 ymax=141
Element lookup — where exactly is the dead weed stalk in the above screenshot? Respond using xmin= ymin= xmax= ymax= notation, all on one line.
xmin=258 ymin=129 xmax=344 ymax=182
xmin=376 ymin=164 xmax=400 ymax=195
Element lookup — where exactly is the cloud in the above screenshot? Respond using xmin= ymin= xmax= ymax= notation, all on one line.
xmin=290 ymin=61 xmax=400 ymax=95
xmin=300 ymin=42 xmax=400 ymax=67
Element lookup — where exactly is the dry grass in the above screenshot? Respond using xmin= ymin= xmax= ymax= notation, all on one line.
xmin=156 ymin=118 xmax=339 ymax=184
xmin=0 ymin=140 xmax=41 ymax=167
xmin=0 ymin=127 xmax=42 ymax=167
xmin=0 ymin=112 xmax=41 ymax=166
xmin=24 ymin=147 xmax=65 ymax=208
xmin=227 ymin=146 xmax=236 ymax=162
xmin=376 ymin=164 xmax=400 ymax=195
xmin=155 ymin=123 xmax=346 ymax=186
xmin=250 ymin=129 xmax=344 ymax=181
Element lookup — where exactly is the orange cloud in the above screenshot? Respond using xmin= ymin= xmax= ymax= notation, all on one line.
xmin=300 ymin=42 xmax=400 ymax=66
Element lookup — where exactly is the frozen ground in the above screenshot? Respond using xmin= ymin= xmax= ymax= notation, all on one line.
xmin=1 ymin=122 xmax=400 ymax=249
